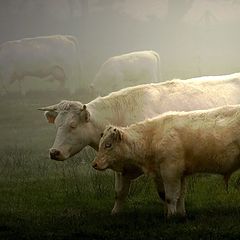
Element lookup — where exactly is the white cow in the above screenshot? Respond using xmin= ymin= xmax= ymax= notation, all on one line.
xmin=0 ymin=35 xmax=81 ymax=95
xmin=90 ymin=50 xmax=162 ymax=97
xmin=93 ymin=105 xmax=240 ymax=217
xmin=38 ymin=73 xmax=240 ymax=215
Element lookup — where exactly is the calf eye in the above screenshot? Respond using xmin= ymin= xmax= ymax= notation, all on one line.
xmin=105 ymin=143 xmax=112 ymax=148
xmin=100 ymin=133 xmax=103 ymax=138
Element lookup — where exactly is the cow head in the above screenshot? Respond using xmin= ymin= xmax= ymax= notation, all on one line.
xmin=38 ymin=100 xmax=99 ymax=161
xmin=92 ymin=126 xmax=126 ymax=172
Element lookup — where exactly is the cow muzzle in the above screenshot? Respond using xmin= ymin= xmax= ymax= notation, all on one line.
xmin=49 ymin=148 xmax=64 ymax=161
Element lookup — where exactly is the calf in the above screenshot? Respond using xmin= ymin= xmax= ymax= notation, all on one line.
xmin=93 ymin=105 xmax=240 ymax=217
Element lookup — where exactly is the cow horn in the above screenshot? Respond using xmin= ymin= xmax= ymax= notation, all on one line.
xmin=37 ymin=104 xmax=58 ymax=111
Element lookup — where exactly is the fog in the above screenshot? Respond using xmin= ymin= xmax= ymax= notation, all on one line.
xmin=1 ymin=0 xmax=240 ymax=92
xmin=1 ymin=2 xmax=240 ymax=237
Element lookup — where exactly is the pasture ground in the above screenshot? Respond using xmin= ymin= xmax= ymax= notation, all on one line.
xmin=1 ymin=92 xmax=240 ymax=240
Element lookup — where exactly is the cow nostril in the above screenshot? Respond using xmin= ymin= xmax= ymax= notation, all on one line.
xmin=49 ymin=149 xmax=61 ymax=159
xmin=54 ymin=150 xmax=60 ymax=156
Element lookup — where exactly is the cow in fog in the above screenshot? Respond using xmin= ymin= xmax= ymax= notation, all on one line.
xmin=93 ymin=105 xmax=240 ymax=217
xmin=90 ymin=50 xmax=162 ymax=97
xmin=38 ymin=73 xmax=240 ymax=215
xmin=0 ymin=35 xmax=81 ymax=95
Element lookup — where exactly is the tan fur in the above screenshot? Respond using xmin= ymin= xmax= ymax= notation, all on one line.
xmin=93 ymin=105 xmax=240 ymax=217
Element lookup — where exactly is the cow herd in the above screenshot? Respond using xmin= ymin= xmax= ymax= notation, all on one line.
xmin=0 ymin=35 xmax=81 ymax=95
xmin=38 ymin=72 xmax=240 ymax=217
xmin=2 ymin=34 xmax=240 ymax=218
xmin=0 ymin=35 xmax=162 ymax=96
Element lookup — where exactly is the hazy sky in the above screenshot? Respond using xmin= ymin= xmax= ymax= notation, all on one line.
xmin=184 ymin=0 xmax=240 ymax=25
xmin=88 ymin=0 xmax=240 ymax=24
xmin=0 ymin=0 xmax=240 ymax=83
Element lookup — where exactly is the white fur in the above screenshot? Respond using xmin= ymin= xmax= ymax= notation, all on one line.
xmin=0 ymin=35 xmax=81 ymax=95
xmin=90 ymin=50 xmax=162 ymax=96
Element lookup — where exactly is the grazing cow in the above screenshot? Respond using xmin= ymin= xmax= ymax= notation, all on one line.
xmin=38 ymin=73 xmax=240 ymax=215
xmin=90 ymin=50 xmax=162 ymax=96
xmin=93 ymin=105 xmax=240 ymax=217
xmin=0 ymin=35 xmax=81 ymax=95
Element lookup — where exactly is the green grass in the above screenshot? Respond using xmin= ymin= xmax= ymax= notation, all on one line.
xmin=1 ymin=92 xmax=240 ymax=240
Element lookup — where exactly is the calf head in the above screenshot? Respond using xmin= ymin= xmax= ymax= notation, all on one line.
xmin=38 ymin=100 xmax=98 ymax=161
xmin=92 ymin=126 xmax=126 ymax=171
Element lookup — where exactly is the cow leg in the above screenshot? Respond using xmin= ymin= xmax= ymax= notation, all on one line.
xmin=176 ymin=177 xmax=186 ymax=217
xmin=111 ymin=172 xmax=131 ymax=215
xmin=153 ymin=174 xmax=165 ymax=202
xmin=51 ymin=66 xmax=65 ymax=88
xmin=0 ymin=76 xmax=9 ymax=96
xmin=18 ymin=78 xmax=26 ymax=96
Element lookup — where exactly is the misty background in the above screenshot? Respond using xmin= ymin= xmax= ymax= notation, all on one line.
xmin=1 ymin=2 xmax=240 ymax=238
xmin=0 ymin=0 xmax=240 ymax=91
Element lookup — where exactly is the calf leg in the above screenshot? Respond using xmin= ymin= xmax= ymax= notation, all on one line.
xmin=153 ymin=174 xmax=165 ymax=202
xmin=160 ymin=166 xmax=182 ymax=217
xmin=223 ymin=174 xmax=230 ymax=192
xmin=163 ymin=178 xmax=181 ymax=217
xmin=111 ymin=172 xmax=131 ymax=215
xmin=176 ymin=177 xmax=186 ymax=217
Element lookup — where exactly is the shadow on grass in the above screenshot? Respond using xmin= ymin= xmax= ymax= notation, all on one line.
xmin=1 ymin=205 xmax=240 ymax=240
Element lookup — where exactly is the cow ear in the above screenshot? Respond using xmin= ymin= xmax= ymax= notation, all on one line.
xmin=80 ymin=105 xmax=90 ymax=122
xmin=44 ymin=111 xmax=58 ymax=124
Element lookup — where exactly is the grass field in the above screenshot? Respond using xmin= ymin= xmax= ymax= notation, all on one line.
xmin=1 ymin=92 xmax=240 ymax=240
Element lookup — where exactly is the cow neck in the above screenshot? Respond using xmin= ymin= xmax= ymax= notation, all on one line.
xmin=87 ymin=96 xmax=126 ymax=131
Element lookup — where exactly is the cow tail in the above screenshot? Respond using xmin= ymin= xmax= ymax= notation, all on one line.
xmin=71 ymin=36 xmax=82 ymax=76
xmin=68 ymin=36 xmax=82 ymax=91
xmin=151 ymin=50 xmax=163 ymax=82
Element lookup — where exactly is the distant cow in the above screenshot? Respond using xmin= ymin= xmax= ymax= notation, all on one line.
xmin=0 ymin=35 xmax=81 ymax=95
xmin=90 ymin=50 xmax=162 ymax=96
xmin=93 ymin=105 xmax=240 ymax=217
xmin=38 ymin=73 xmax=240 ymax=215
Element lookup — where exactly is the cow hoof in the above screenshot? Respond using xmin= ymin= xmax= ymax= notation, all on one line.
xmin=111 ymin=209 xmax=120 ymax=216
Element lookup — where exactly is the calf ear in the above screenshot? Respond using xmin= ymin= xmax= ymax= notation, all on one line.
xmin=80 ymin=105 xmax=90 ymax=122
xmin=113 ymin=128 xmax=123 ymax=141
xmin=44 ymin=111 xmax=58 ymax=124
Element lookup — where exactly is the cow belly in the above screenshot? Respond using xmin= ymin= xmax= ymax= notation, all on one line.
xmin=184 ymin=142 xmax=240 ymax=175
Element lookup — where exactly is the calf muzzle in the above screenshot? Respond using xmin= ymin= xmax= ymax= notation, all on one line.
xmin=92 ymin=162 xmax=98 ymax=169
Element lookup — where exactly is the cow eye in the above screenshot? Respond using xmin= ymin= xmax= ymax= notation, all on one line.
xmin=100 ymin=133 xmax=103 ymax=138
xmin=70 ymin=123 xmax=77 ymax=129
xmin=105 ymin=143 xmax=112 ymax=148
